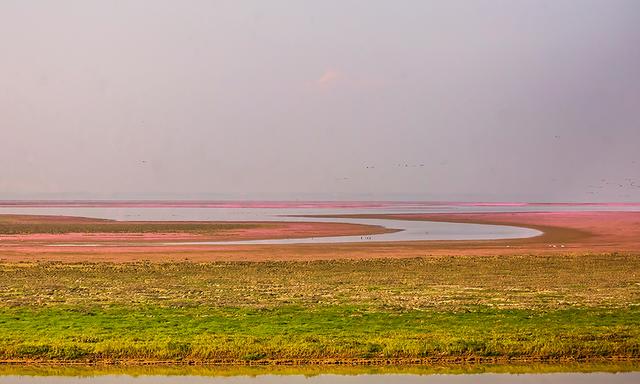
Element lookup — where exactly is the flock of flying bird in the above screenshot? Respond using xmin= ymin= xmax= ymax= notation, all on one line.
xmin=586 ymin=177 xmax=640 ymax=195
xmin=336 ymin=163 xmax=428 ymax=181
xmin=364 ymin=163 xmax=426 ymax=170
xmin=136 ymin=146 xmax=637 ymax=198
xmin=340 ymin=161 xmax=639 ymax=199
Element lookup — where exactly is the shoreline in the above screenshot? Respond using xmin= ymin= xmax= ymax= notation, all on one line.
xmin=0 ymin=211 xmax=639 ymax=261
xmin=2 ymin=361 xmax=640 ymax=378
xmin=2 ymin=356 xmax=640 ymax=368
xmin=0 ymin=215 xmax=395 ymax=245
xmin=1 ymin=200 xmax=639 ymax=208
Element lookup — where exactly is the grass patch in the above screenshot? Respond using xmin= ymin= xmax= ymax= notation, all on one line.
xmin=1 ymin=305 xmax=639 ymax=361
xmin=1 ymin=255 xmax=638 ymax=309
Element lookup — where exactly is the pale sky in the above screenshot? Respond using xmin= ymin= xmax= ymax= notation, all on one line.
xmin=1 ymin=0 xmax=639 ymax=201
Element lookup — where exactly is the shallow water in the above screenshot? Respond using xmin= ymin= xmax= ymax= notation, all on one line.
xmin=0 ymin=204 xmax=549 ymax=245
xmin=167 ymin=217 xmax=539 ymax=245
xmin=1 ymin=202 xmax=638 ymax=245
xmin=1 ymin=372 xmax=639 ymax=383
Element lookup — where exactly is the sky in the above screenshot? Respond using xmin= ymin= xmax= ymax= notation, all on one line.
xmin=1 ymin=0 xmax=639 ymax=202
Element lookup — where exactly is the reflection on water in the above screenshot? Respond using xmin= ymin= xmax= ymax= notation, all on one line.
xmin=1 ymin=364 xmax=639 ymax=383
xmin=1 ymin=372 xmax=639 ymax=383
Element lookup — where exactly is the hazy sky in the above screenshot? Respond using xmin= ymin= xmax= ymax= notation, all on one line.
xmin=1 ymin=0 xmax=639 ymax=201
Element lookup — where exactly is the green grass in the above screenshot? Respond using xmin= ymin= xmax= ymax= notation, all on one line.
xmin=1 ymin=306 xmax=639 ymax=361
xmin=0 ymin=255 xmax=639 ymax=363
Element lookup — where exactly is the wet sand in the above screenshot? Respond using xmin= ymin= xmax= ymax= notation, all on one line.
xmin=0 ymin=211 xmax=638 ymax=262
xmin=0 ymin=215 xmax=394 ymax=244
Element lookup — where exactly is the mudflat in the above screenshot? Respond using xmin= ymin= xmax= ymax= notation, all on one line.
xmin=0 ymin=211 xmax=638 ymax=262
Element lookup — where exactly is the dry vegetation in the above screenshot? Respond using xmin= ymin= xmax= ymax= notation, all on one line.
xmin=0 ymin=254 xmax=639 ymax=363
xmin=0 ymin=215 xmax=259 ymax=235
xmin=1 ymin=254 xmax=639 ymax=310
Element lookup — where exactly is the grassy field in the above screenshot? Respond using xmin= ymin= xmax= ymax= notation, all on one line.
xmin=0 ymin=254 xmax=639 ymax=364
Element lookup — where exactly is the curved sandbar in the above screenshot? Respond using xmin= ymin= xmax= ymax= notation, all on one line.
xmin=0 ymin=214 xmax=395 ymax=245
xmin=0 ymin=211 xmax=638 ymax=262
xmin=316 ymin=211 xmax=640 ymax=256
xmin=9 ymin=215 xmax=542 ymax=247
xmin=0 ymin=211 xmax=543 ymax=247
xmin=165 ymin=216 xmax=541 ymax=245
